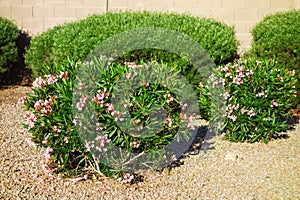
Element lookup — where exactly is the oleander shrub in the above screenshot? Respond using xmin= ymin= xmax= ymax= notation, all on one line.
xmin=0 ymin=17 xmax=19 ymax=74
xmin=19 ymin=57 xmax=200 ymax=179
xmin=198 ymin=58 xmax=297 ymax=143
xmin=247 ymin=10 xmax=300 ymax=109
xmin=25 ymin=11 xmax=238 ymax=82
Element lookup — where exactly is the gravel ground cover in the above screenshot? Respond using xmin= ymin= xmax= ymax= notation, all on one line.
xmin=0 ymin=86 xmax=299 ymax=199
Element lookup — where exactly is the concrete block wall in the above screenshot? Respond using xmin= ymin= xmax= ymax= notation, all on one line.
xmin=0 ymin=0 xmax=299 ymax=50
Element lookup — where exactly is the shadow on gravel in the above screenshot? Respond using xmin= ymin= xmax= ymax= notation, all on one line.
xmin=272 ymin=112 xmax=300 ymax=140
xmin=0 ymin=31 xmax=32 ymax=86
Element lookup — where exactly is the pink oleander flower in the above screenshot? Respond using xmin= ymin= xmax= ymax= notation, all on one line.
xmin=53 ymin=125 xmax=61 ymax=133
xmin=182 ymin=103 xmax=188 ymax=110
xmin=141 ymin=82 xmax=149 ymax=87
xmin=246 ymin=70 xmax=254 ymax=77
xmin=238 ymin=72 xmax=245 ymax=78
xmin=277 ymin=75 xmax=284 ymax=82
xmin=290 ymin=91 xmax=297 ymax=97
xmin=122 ymin=173 xmax=134 ymax=184
xmin=256 ymin=92 xmax=266 ymax=98
xmin=106 ymin=103 xmax=115 ymax=113
xmin=41 ymin=162 xmax=53 ymax=173
xmin=85 ymin=140 xmax=95 ymax=151
xmin=26 ymin=112 xmax=37 ymax=129
xmin=221 ymin=66 xmax=229 ymax=72
xmin=132 ymin=119 xmax=141 ymax=125
xmin=241 ymin=108 xmax=248 ymax=115
xmin=44 ymin=74 xmax=57 ymax=85
xmin=76 ymin=95 xmax=88 ymax=110
xmin=34 ymin=100 xmax=43 ymax=110
xmin=79 ymin=83 xmax=87 ymax=90
xmin=256 ymin=60 xmax=262 ymax=66
xmin=167 ymin=117 xmax=173 ymax=127
xmin=166 ymin=94 xmax=174 ymax=103
xmin=126 ymin=62 xmax=143 ymax=70
xmin=225 ymin=72 xmax=232 ymax=78
xmin=25 ymin=137 xmax=35 ymax=147
xmin=18 ymin=96 xmax=27 ymax=106
xmin=180 ymin=113 xmax=187 ymax=121
xmin=187 ymin=123 xmax=195 ymax=130
xmin=137 ymin=125 xmax=144 ymax=131
xmin=130 ymin=141 xmax=140 ymax=148
xmin=199 ymin=82 xmax=204 ymax=88
xmin=228 ymin=115 xmax=237 ymax=122
xmin=59 ymin=71 xmax=69 ymax=79
xmin=271 ymin=100 xmax=278 ymax=107
xmin=237 ymin=66 xmax=245 ymax=73
xmin=248 ymin=110 xmax=255 ymax=117
xmin=45 ymin=147 xmax=54 ymax=163
xmin=33 ymin=77 xmax=46 ymax=88
xmin=94 ymin=88 xmax=108 ymax=104
xmin=233 ymin=77 xmax=243 ymax=85
xmin=95 ymin=134 xmax=111 ymax=152
xmin=222 ymin=92 xmax=230 ymax=100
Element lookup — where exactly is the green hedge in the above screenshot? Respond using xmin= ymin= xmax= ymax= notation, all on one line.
xmin=25 ymin=11 xmax=239 ymax=79
xmin=248 ymin=10 xmax=300 ymax=109
xmin=0 ymin=17 xmax=19 ymax=74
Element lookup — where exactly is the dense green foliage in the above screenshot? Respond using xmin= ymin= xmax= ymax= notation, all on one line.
xmin=25 ymin=11 xmax=238 ymax=79
xmin=248 ymin=10 xmax=300 ymax=109
xmin=20 ymin=58 xmax=200 ymax=178
xmin=0 ymin=17 xmax=19 ymax=74
xmin=198 ymin=58 xmax=297 ymax=143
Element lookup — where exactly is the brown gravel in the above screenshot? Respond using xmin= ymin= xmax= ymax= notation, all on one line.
xmin=0 ymin=86 xmax=299 ymax=199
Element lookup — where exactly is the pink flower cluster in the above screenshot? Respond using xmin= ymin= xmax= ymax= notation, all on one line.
xmin=44 ymin=74 xmax=57 ymax=85
xmin=45 ymin=147 xmax=54 ymax=163
xmin=270 ymin=100 xmax=278 ymax=107
xmin=120 ymin=173 xmax=134 ymax=184
xmin=53 ymin=125 xmax=61 ymax=133
xmin=286 ymin=69 xmax=295 ymax=76
xmin=25 ymin=112 xmax=38 ymax=129
xmin=33 ymin=77 xmax=46 ymax=88
xmin=130 ymin=141 xmax=140 ymax=148
xmin=104 ymin=103 xmax=125 ymax=122
xmin=222 ymin=92 xmax=230 ymax=100
xmin=241 ymin=108 xmax=256 ymax=117
xmin=93 ymin=88 xmax=108 ymax=106
xmin=95 ymin=134 xmax=111 ymax=152
xmin=220 ymin=64 xmax=254 ymax=86
xmin=166 ymin=94 xmax=174 ymax=103
xmin=34 ymin=96 xmax=57 ymax=114
xmin=256 ymin=92 xmax=267 ymax=98
xmin=76 ymin=95 xmax=88 ymax=110
xmin=179 ymin=113 xmax=195 ymax=130
xmin=32 ymin=72 xmax=68 ymax=88
xmin=224 ymin=104 xmax=240 ymax=122
xmin=125 ymin=62 xmax=143 ymax=70
xmin=167 ymin=117 xmax=173 ymax=127
xmin=18 ymin=96 xmax=27 ymax=106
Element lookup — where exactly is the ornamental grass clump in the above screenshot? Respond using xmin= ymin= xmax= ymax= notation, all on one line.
xmin=198 ymin=58 xmax=297 ymax=143
xmin=19 ymin=58 xmax=199 ymax=179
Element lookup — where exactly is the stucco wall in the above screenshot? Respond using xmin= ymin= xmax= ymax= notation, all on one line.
xmin=0 ymin=0 xmax=299 ymax=50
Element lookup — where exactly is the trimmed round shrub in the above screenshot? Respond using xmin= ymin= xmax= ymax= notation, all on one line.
xmin=19 ymin=58 xmax=200 ymax=179
xmin=198 ymin=58 xmax=297 ymax=143
xmin=0 ymin=17 xmax=19 ymax=74
xmin=25 ymin=11 xmax=238 ymax=79
xmin=247 ymin=10 xmax=300 ymax=109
